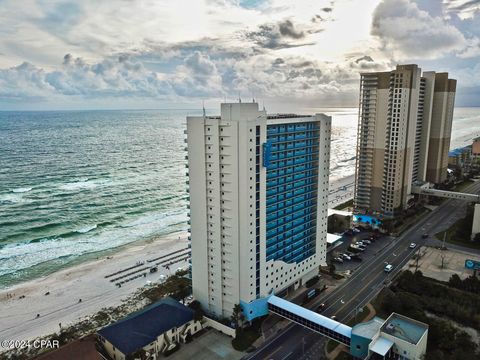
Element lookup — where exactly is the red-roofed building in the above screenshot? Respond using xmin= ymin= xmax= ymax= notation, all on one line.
xmin=34 ymin=335 xmax=105 ymax=360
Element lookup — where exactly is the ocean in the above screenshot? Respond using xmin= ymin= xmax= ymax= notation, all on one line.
xmin=0 ymin=107 xmax=479 ymax=288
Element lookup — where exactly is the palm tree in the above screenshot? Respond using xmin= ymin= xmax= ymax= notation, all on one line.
xmin=231 ymin=304 xmax=244 ymax=335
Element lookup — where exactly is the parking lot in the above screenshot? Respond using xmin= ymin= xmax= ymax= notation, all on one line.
xmin=327 ymin=230 xmax=395 ymax=273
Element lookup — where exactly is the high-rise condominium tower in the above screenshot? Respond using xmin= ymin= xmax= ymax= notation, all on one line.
xmin=354 ymin=64 xmax=456 ymax=218
xmin=186 ymin=102 xmax=331 ymax=319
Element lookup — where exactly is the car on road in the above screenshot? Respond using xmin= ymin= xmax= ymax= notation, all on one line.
xmin=316 ymin=303 xmax=326 ymax=312
xmin=384 ymin=264 xmax=393 ymax=273
xmin=330 ymin=315 xmax=337 ymax=320
xmin=422 ymin=233 xmax=429 ymax=239
xmin=409 ymin=242 xmax=417 ymax=249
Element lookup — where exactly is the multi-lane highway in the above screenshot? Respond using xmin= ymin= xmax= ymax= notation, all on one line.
xmin=246 ymin=180 xmax=480 ymax=360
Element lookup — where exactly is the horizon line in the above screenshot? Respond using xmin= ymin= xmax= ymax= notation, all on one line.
xmin=0 ymin=105 xmax=479 ymax=112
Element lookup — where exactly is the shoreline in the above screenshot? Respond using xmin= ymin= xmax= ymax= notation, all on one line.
xmin=0 ymin=230 xmax=189 ymax=343
xmin=0 ymin=173 xmax=355 ymax=344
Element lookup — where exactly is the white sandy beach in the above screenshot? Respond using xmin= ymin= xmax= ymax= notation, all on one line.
xmin=0 ymin=175 xmax=354 ymax=346
xmin=0 ymin=231 xmax=189 ymax=345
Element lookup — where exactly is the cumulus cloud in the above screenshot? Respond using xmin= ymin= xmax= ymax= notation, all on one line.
xmin=0 ymin=62 xmax=53 ymax=101
xmin=0 ymin=55 xmax=174 ymax=101
xmin=171 ymin=51 xmax=223 ymax=97
xmin=372 ymin=0 xmax=469 ymax=59
xmin=0 ymin=0 xmax=479 ymax=108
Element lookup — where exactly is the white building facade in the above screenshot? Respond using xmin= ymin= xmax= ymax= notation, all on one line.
xmin=186 ymin=102 xmax=331 ymax=320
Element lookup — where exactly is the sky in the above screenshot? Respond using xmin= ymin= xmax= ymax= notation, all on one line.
xmin=0 ymin=0 xmax=479 ymax=111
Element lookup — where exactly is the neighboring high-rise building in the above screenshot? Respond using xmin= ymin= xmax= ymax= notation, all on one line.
xmin=354 ymin=65 xmax=456 ymax=218
xmin=186 ymin=102 xmax=331 ymax=319
xmin=426 ymin=73 xmax=456 ymax=183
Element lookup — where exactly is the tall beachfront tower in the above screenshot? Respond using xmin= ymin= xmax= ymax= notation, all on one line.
xmin=426 ymin=73 xmax=457 ymax=184
xmin=354 ymin=64 xmax=456 ymax=219
xmin=186 ymin=102 xmax=331 ymax=320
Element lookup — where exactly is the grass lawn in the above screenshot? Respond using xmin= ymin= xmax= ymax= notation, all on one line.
xmin=334 ymin=351 xmax=353 ymax=360
xmin=344 ymin=305 xmax=369 ymax=326
xmin=435 ymin=226 xmax=480 ymax=249
xmin=453 ymin=180 xmax=475 ymax=192
xmin=326 ymin=339 xmax=338 ymax=353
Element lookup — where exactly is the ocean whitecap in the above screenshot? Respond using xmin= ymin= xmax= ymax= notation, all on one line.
xmin=76 ymin=224 xmax=98 ymax=234
xmin=12 ymin=187 xmax=32 ymax=193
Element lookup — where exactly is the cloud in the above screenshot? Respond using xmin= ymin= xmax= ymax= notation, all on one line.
xmin=443 ymin=0 xmax=480 ymax=19
xmin=278 ymin=20 xmax=305 ymax=39
xmin=372 ymin=0 xmax=469 ymax=59
xmin=0 ymin=54 xmax=175 ymax=101
xmin=171 ymin=51 xmax=224 ymax=97
xmin=355 ymin=55 xmax=374 ymax=63
xmin=0 ymin=0 xmax=479 ymax=109
xmin=245 ymin=19 xmax=319 ymax=49
xmin=0 ymin=62 xmax=53 ymax=101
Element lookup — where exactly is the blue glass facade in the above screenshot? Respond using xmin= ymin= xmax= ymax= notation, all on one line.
xmin=255 ymin=126 xmax=261 ymax=298
xmin=264 ymin=122 xmax=320 ymax=264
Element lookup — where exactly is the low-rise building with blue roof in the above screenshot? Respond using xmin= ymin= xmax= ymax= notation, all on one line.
xmin=97 ymin=297 xmax=202 ymax=360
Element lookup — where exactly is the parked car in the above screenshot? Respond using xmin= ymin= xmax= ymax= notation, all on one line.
xmin=332 ymin=257 xmax=343 ymax=263
xmin=353 ymin=228 xmax=361 ymax=233
xmin=349 ymin=245 xmax=365 ymax=252
xmin=342 ymin=253 xmax=351 ymax=261
xmin=362 ymin=239 xmax=371 ymax=245
xmin=384 ymin=264 xmax=393 ymax=273
xmin=409 ymin=242 xmax=417 ymax=249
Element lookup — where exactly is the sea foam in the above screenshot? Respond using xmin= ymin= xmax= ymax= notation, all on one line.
xmin=76 ymin=224 xmax=98 ymax=234
xmin=12 ymin=187 xmax=32 ymax=193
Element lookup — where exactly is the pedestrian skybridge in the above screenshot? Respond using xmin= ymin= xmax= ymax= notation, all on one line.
xmin=267 ymin=295 xmax=352 ymax=346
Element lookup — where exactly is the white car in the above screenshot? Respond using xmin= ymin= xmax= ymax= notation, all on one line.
xmin=362 ymin=239 xmax=371 ymax=245
xmin=384 ymin=264 xmax=393 ymax=273
xmin=342 ymin=254 xmax=351 ymax=260
xmin=409 ymin=243 xmax=417 ymax=249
